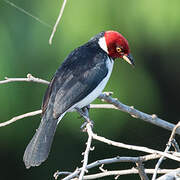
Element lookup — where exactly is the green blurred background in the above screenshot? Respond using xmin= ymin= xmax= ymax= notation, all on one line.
xmin=0 ymin=0 xmax=180 ymax=179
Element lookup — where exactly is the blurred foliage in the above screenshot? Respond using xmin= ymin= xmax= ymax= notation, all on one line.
xmin=0 ymin=0 xmax=180 ymax=179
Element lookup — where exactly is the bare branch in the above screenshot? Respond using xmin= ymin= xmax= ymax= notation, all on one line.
xmin=1 ymin=74 xmax=180 ymax=137
xmin=72 ymin=108 xmax=93 ymax=180
xmin=54 ymin=171 xmax=71 ymax=180
xmin=57 ymin=154 xmax=161 ymax=179
xmin=98 ymin=93 xmax=180 ymax=135
xmin=136 ymin=161 xmax=149 ymax=180
xmin=61 ymin=121 xmax=180 ymax=180
xmin=79 ymin=124 xmax=93 ymax=180
xmin=0 ymin=74 xmax=49 ymax=85
xmin=49 ymin=0 xmax=67 ymax=45
xmin=172 ymin=152 xmax=180 ymax=157
xmin=0 ymin=110 xmax=41 ymax=127
xmin=172 ymin=139 xmax=180 ymax=152
xmin=71 ymin=169 xmax=178 ymax=180
xmin=168 ymin=121 xmax=180 ymax=144
xmin=152 ymin=121 xmax=180 ymax=180
xmin=90 ymin=104 xmax=118 ymax=109
xmin=157 ymin=168 xmax=180 ymax=180
xmin=88 ymin=126 xmax=180 ymax=162
xmin=0 ymin=104 xmax=114 ymax=128
xmin=2 ymin=74 xmax=180 ymax=179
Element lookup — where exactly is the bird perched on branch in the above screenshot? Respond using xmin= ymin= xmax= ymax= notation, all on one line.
xmin=23 ymin=30 xmax=134 ymax=168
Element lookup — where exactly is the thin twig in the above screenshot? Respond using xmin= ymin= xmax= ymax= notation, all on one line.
xmin=168 ymin=121 xmax=180 ymax=145
xmin=0 ymin=110 xmax=41 ymax=127
xmin=2 ymin=74 xmax=180 ymax=180
xmin=54 ymin=171 xmax=71 ymax=180
xmin=1 ymin=75 xmax=180 ymax=136
xmin=157 ymin=168 xmax=180 ymax=180
xmin=0 ymin=73 xmax=49 ymax=85
xmin=90 ymin=104 xmax=118 ymax=109
xmin=172 ymin=152 xmax=180 ymax=157
xmin=71 ymin=169 xmax=178 ymax=180
xmin=79 ymin=123 xmax=93 ymax=180
xmin=62 ymin=169 xmax=80 ymax=180
xmin=172 ymin=139 xmax=180 ymax=152
xmin=152 ymin=121 xmax=180 ymax=180
xmin=74 ymin=108 xmax=93 ymax=180
xmin=49 ymin=0 xmax=67 ymax=44
xmin=98 ymin=93 xmax=180 ymax=135
xmin=152 ymin=146 xmax=171 ymax=180
xmin=88 ymin=126 xmax=180 ymax=162
xmin=62 ymin=122 xmax=180 ymax=180
xmin=0 ymin=104 xmax=114 ymax=127
xmin=60 ymin=154 xmax=161 ymax=180
xmin=136 ymin=161 xmax=149 ymax=180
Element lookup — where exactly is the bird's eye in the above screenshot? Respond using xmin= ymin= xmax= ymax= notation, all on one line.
xmin=116 ymin=47 xmax=122 ymax=53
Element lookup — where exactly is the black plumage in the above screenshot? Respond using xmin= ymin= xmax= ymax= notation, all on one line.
xmin=23 ymin=32 xmax=111 ymax=168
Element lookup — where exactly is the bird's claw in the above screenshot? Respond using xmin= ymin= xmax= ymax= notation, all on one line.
xmin=82 ymin=104 xmax=90 ymax=112
xmin=81 ymin=120 xmax=94 ymax=131
xmin=75 ymin=106 xmax=94 ymax=131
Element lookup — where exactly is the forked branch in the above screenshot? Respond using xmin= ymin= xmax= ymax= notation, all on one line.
xmin=1 ymin=74 xmax=180 ymax=179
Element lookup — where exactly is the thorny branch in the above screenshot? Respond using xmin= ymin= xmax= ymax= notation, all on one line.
xmin=1 ymin=74 xmax=180 ymax=179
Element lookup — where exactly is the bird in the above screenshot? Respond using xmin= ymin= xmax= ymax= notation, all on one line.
xmin=23 ymin=30 xmax=134 ymax=169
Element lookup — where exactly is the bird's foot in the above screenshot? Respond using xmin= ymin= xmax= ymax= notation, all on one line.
xmin=82 ymin=104 xmax=90 ymax=112
xmin=75 ymin=106 xmax=94 ymax=131
xmin=80 ymin=119 xmax=94 ymax=130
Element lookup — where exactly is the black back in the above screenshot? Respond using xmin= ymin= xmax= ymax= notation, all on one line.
xmin=42 ymin=32 xmax=110 ymax=118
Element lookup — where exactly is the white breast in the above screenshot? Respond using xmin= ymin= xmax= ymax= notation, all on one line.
xmin=73 ymin=57 xmax=114 ymax=109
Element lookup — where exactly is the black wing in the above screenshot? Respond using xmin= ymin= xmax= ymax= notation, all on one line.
xmin=41 ymin=76 xmax=56 ymax=115
xmin=42 ymin=41 xmax=109 ymax=119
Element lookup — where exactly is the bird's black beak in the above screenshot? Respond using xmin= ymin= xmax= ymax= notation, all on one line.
xmin=123 ymin=54 xmax=135 ymax=66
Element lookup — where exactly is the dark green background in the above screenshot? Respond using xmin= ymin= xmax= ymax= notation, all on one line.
xmin=0 ymin=0 xmax=180 ymax=179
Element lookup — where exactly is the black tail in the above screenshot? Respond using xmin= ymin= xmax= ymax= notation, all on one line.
xmin=23 ymin=113 xmax=59 ymax=169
